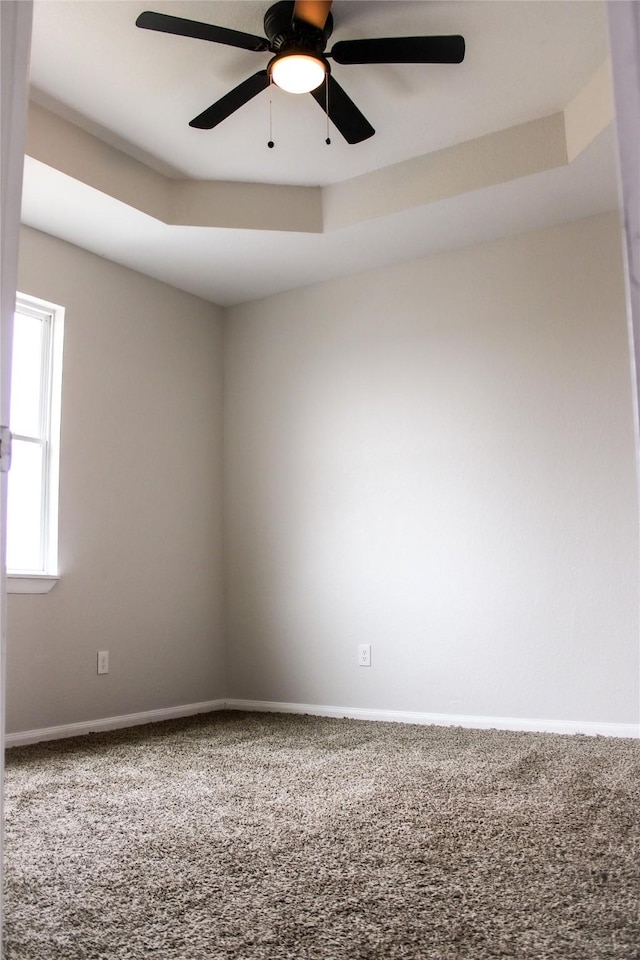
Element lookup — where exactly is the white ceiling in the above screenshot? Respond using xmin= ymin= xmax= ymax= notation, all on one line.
xmin=22 ymin=0 xmax=620 ymax=306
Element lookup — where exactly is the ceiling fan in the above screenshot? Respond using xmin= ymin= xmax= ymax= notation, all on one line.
xmin=136 ymin=0 xmax=465 ymax=144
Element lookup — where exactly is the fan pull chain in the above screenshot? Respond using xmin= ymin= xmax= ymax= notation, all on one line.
xmin=268 ymin=75 xmax=275 ymax=148
xmin=325 ymin=73 xmax=331 ymax=145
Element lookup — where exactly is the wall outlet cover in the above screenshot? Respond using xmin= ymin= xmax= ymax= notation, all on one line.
xmin=97 ymin=650 xmax=109 ymax=675
xmin=358 ymin=644 xmax=371 ymax=667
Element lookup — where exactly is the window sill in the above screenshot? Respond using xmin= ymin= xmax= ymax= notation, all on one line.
xmin=7 ymin=574 xmax=59 ymax=595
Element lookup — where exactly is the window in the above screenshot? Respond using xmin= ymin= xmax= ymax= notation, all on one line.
xmin=7 ymin=294 xmax=64 ymax=592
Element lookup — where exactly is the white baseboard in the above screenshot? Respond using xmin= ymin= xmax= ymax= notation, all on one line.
xmin=6 ymin=697 xmax=638 ymax=746
xmin=225 ymin=699 xmax=640 ymax=739
xmin=5 ymin=699 xmax=226 ymax=747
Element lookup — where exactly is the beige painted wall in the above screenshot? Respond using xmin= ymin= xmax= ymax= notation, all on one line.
xmin=8 ymin=213 xmax=639 ymax=733
xmin=6 ymin=227 xmax=225 ymax=733
xmin=224 ymin=213 xmax=639 ymax=724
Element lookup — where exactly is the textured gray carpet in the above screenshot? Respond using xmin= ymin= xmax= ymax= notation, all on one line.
xmin=4 ymin=711 xmax=640 ymax=960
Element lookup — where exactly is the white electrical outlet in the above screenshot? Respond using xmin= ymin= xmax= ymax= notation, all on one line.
xmin=358 ymin=643 xmax=371 ymax=667
xmin=97 ymin=650 xmax=109 ymax=675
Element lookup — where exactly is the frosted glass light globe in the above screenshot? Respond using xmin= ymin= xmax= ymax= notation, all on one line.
xmin=271 ymin=54 xmax=326 ymax=94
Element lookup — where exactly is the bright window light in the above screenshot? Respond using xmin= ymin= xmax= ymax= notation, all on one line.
xmin=7 ymin=295 xmax=64 ymax=576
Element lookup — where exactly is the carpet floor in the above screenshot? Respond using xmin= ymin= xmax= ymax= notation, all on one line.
xmin=3 ymin=711 xmax=640 ymax=960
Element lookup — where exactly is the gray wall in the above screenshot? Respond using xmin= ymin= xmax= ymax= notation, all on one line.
xmin=8 ymin=213 xmax=639 ymax=733
xmin=223 ymin=213 xmax=639 ymax=725
xmin=6 ymin=226 xmax=225 ymax=733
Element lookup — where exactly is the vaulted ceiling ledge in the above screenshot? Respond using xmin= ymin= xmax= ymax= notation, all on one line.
xmin=23 ymin=59 xmax=613 ymax=237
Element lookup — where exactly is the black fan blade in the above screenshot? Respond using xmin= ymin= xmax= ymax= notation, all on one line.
xmin=190 ymin=71 xmax=270 ymax=129
xmin=331 ymin=35 xmax=465 ymax=65
xmin=136 ymin=11 xmax=268 ymax=52
xmin=310 ymin=74 xmax=374 ymax=144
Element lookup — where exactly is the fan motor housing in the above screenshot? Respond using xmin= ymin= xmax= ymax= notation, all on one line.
xmin=264 ymin=0 xmax=333 ymax=53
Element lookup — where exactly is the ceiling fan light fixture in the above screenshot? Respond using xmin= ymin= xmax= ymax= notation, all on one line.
xmin=269 ymin=52 xmax=327 ymax=94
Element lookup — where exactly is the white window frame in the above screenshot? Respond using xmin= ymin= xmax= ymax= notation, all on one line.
xmin=7 ymin=293 xmax=64 ymax=594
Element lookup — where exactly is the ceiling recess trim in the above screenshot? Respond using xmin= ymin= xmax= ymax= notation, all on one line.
xmin=24 ymin=61 xmax=612 ymax=236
